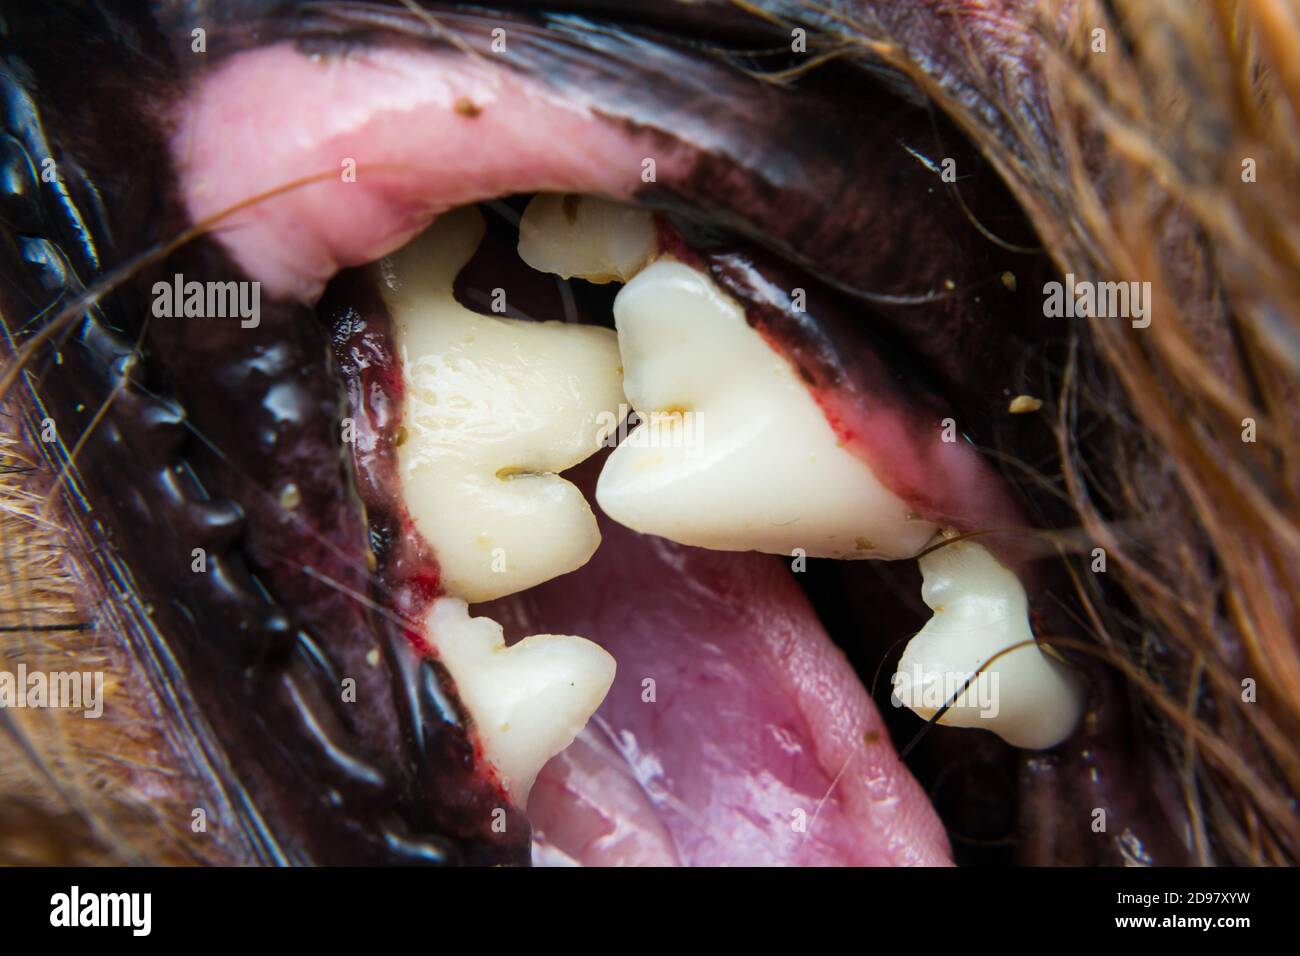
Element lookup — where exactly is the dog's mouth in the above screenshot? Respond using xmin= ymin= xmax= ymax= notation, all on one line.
xmin=318 ymin=193 xmax=1034 ymax=867
xmin=0 ymin=3 xmax=1199 ymax=865
xmin=166 ymin=18 xmax=1082 ymax=866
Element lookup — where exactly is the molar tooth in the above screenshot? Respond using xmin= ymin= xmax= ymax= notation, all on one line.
xmin=892 ymin=536 xmax=1085 ymax=749
xmin=383 ymin=206 xmax=625 ymax=603
xmin=517 ymin=193 xmax=657 ymax=283
xmin=426 ymin=597 xmax=615 ymax=806
xmin=594 ymin=260 xmax=937 ymax=559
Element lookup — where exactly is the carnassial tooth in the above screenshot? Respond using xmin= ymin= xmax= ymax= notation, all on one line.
xmin=594 ymin=260 xmax=938 ymax=559
xmin=517 ymin=194 xmax=657 ymax=284
xmin=892 ymin=536 xmax=1085 ymax=749
xmin=426 ymin=597 xmax=615 ymax=806
xmin=382 ymin=206 xmax=625 ymax=603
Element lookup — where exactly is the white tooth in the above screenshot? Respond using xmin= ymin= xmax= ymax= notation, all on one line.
xmin=517 ymin=194 xmax=657 ymax=284
xmin=426 ymin=597 xmax=615 ymax=806
xmin=594 ymin=260 xmax=937 ymax=559
xmin=383 ymin=206 xmax=625 ymax=603
xmin=892 ymin=536 xmax=1085 ymax=749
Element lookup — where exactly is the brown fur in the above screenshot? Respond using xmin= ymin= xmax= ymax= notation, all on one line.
xmin=0 ymin=428 xmax=229 ymax=865
xmin=776 ymin=0 xmax=1300 ymax=863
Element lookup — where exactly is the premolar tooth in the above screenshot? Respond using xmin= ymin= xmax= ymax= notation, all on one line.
xmin=517 ymin=194 xmax=657 ymax=283
xmin=426 ymin=597 xmax=615 ymax=806
xmin=594 ymin=260 xmax=937 ymax=559
xmin=383 ymin=206 xmax=625 ymax=603
xmin=892 ymin=536 xmax=1085 ymax=749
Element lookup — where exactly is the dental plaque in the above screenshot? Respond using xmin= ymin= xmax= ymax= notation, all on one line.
xmin=381 ymin=205 xmax=625 ymax=604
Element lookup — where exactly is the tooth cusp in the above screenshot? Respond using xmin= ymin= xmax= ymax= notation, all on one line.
xmin=384 ymin=206 xmax=626 ymax=603
xmin=515 ymin=200 xmax=933 ymax=563
xmin=594 ymin=260 xmax=938 ymax=560
xmin=426 ymin=597 xmax=615 ymax=806
xmin=518 ymin=194 xmax=657 ymax=283
xmin=893 ymin=538 xmax=1085 ymax=750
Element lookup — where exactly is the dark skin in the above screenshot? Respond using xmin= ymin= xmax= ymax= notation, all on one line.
xmin=0 ymin=0 xmax=1267 ymax=866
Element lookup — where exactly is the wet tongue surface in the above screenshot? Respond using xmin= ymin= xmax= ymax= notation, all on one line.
xmin=480 ymin=457 xmax=952 ymax=866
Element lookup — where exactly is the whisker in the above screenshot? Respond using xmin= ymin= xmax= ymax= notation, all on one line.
xmin=294 ymin=563 xmax=421 ymax=635
xmin=38 ymin=319 xmax=149 ymax=518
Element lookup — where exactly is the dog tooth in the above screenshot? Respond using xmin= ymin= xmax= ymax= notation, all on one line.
xmin=517 ymin=193 xmax=657 ymax=283
xmin=383 ymin=206 xmax=625 ymax=603
xmin=892 ymin=536 xmax=1085 ymax=749
xmin=426 ymin=597 xmax=615 ymax=806
xmin=594 ymin=260 xmax=937 ymax=559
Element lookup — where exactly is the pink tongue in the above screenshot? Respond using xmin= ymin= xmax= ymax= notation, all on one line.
xmin=481 ymin=462 xmax=951 ymax=867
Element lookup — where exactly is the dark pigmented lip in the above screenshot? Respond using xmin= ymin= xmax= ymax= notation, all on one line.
xmin=0 ymin=1 xmax=1190 ymax=865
